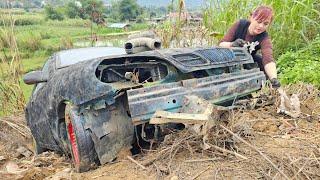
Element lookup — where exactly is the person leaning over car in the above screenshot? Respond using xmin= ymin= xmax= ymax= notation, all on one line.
xmin=219 ymin=5 xmax=280 ymax=88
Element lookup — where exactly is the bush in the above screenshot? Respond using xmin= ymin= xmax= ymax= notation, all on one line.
xmin=277 ymin=37 xmax=320 ymax=88
xmin=45 ymin=5 xmax=64 ymax=21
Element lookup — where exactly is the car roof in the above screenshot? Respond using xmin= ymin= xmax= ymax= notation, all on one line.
xmin=56 ymin=47 xmax=126 ymax=68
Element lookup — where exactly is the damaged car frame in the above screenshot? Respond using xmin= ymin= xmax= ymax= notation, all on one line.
xmin=24 ymin=40 xmax=266 ymax=172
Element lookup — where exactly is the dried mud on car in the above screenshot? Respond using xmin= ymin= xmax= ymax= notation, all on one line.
xmin=1 ymin=84 xmax=320 ymax=179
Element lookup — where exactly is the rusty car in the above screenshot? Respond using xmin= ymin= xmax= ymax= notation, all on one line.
xmin=23 ymin=41 xmax=266 ymax=172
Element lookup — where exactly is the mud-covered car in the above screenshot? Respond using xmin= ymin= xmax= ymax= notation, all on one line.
xmin=24 ymin=44 xmax=265 ymax=172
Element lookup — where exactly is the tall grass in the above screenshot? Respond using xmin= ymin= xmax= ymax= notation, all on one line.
xmin=0 ymin=11 xmax=44 ymax=26
xmin=0 ymin=11 xmax=25 ymax=116
xmin=203 ymin=0 xmax=320 ymax=57
xmin=156 ymin=0 xmax=210 ymax=48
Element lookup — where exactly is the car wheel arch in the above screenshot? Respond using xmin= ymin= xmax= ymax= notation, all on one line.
xmin=56 ymin=101 xmax=99 ymax=172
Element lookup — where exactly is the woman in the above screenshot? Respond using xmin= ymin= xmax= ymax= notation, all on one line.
xmin=219 ymin=5 xmax=280 ymax=88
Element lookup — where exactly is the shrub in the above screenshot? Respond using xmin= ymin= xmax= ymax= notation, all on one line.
xmin=44 ymin=5 xmax=64 ymax=21
xmin=277 ymin=37 xmax=320 ymax=88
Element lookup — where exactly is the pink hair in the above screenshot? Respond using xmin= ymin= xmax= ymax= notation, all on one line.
xmin=251 ymin=6 xmax=274 ymax=22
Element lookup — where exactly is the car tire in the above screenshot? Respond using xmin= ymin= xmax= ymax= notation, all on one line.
xmin=32 ymin=135 xmax=46 ymax=155
xmin=65 ymin=104 xmax=99 ymax=172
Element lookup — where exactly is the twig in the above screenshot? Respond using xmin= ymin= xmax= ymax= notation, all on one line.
xmin=92 ymin=173 xmax=109 ymax=179
xmin=208 ymin=143 xmax=248 ymax=160
xmin=127 ymin=156 xmax=147 ymax=170
xmin=220 ymin=125 xmax=290 ymax=180
xmin=191 ymin=166 xmax=211 ymax=180
xmin=184 ymin=158 xmax=220 ymax=163
xmin=142 ymin=135 xmax=195 ymax=166
xmin=0 ymin=119 xmax=31 ymax=137
xmin=168 ymin=146 xmax=181 ymax=174
xmin=292 ymin=154 xmax=312 ymax=179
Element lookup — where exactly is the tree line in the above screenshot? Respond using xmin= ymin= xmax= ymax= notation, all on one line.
xmin=44 ymin=0 xmax=168 ymax=23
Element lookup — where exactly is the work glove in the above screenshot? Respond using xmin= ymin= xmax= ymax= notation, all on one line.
xmin=231 ymin=38 xmax=246 ymax=47
xmin=270 ymin=78 xmax=281 ymax=89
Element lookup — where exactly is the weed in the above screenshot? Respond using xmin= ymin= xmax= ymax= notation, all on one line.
xmin=278 ymin=36 xmax=320 ymax=87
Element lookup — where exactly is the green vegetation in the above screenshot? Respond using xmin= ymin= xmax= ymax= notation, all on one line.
xmin=0 ymin=12 xmax=25 ymax=116
xmin=65 ymin=0 xmax=105 ymax=23
xmin=117 ymin=0 xmax=143 ymax=21
xmin=201 ymin=0 xmax=320 ymax=87
xmin=277 ymin=37 xmax=320 ymax=88
xmin=44 ymin=4 xmax=64 ymax=20
xmin=203 ymin=0 xmax=320 ymax=58
xmin=0 ymin=8 xmax=149 ymax=116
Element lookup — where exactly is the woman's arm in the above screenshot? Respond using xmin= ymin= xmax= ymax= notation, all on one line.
xmin=219 ymin=41 xmax=233 ymax=47
xmin=264 ymin=61 xmax=277 ymax=79
xmin=219 ymin=21 xmax=240 ymax=47
xmin=260 ymin=37 xmax=278 ymax=79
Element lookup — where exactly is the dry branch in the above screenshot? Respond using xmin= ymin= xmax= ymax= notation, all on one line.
xmin=191 ymin=166 xmax=211 ymax=180
xmin=127 ymin=156 xmax=147 ymax=170
xmin=184 ymin=158 xmax=220 ymax=163
xmin=207 ymin=143 xmax=248 ymax=160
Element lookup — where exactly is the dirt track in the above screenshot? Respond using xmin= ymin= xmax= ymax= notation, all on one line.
xmin=0 ymin=84 xmax=320 ymax=179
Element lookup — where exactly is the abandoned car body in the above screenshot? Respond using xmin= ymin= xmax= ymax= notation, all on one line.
xmin=24 ymin=46 xmax=266 ymax=172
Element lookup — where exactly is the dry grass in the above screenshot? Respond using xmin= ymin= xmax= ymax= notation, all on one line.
xmin=131 ymin=84 xmax=320 ymax=179
xmin=0 ymin=9 xmax=25 ymax=116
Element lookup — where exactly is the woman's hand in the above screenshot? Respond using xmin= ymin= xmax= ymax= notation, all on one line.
xmin=232 ymin=39 xmax=246 ymax=47
xmin=270 ymin=78 xmax=281 ymax=88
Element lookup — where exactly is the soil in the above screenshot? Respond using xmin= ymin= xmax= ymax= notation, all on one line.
xmin=0 ymin=84 xmax=319 ymax=179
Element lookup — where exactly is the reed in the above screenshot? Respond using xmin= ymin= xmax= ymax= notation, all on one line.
xmin=0 ymin=10 xmax=25 ymax=116
xmin=156 ymin=0 xmax=210 ymax=48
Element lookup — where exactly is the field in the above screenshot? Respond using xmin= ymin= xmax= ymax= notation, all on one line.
xmin=0 ymin=9 xmax=149 ymax=116
xmin=0 ymin=1 xmax=320 ymax=179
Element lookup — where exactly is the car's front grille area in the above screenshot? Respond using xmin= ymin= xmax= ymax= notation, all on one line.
xmin=232 ymin=49 xmax=249 ymax=60
xmin=173 ymin=54 xmax=208 ymax=66
xmin=195 ymin=48 xmax=235 ymax=63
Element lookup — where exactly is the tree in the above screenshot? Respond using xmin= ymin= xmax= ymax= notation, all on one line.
xmin=44 ymin=5 xmax=64 ymax=21
xmin=82 ymin=0 xmax=105 ymax=23
xmin=66 ymin=1 xmax=82 ymax=19
xmin=65 ymin=0 xmax=105 ymax=24
xmin=118 ymin=0 xmax=142 ymax=21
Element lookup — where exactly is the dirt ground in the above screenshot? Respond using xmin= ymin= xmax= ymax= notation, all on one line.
xmin=0 ymin=84 xmax=319 ymax=180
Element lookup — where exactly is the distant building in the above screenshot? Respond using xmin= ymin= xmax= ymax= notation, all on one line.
xmin=108 ymin=23 xmax=131 ymax=30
